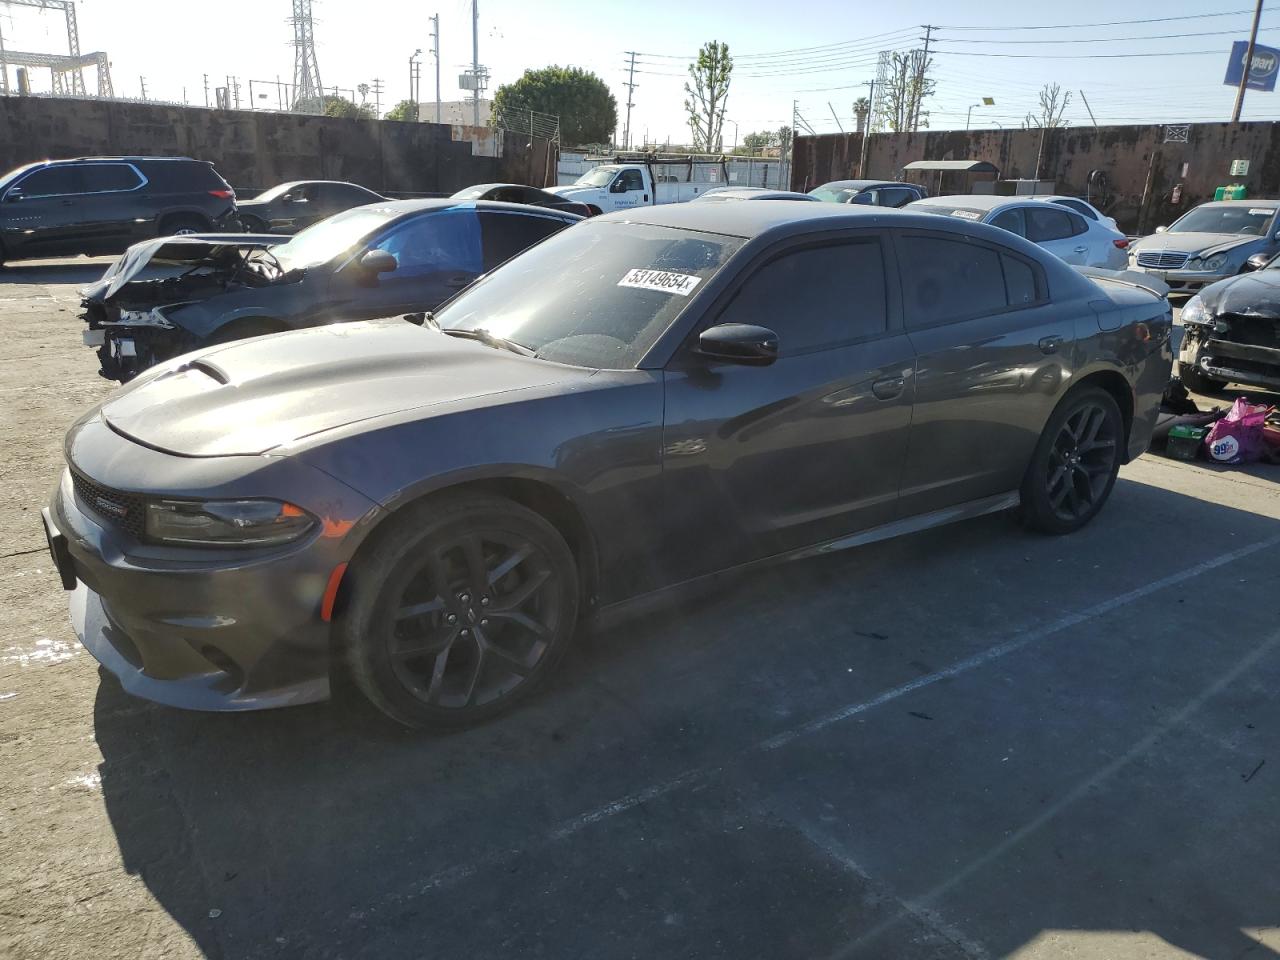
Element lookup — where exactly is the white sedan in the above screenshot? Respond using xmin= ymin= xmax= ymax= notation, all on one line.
xmin=1029 ymin=194 xmax=1120 ymax=232
xmin=907 ymin=195 xmax=1130 ymax=269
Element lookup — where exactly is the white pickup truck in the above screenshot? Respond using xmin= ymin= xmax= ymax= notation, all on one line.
xmin=549 ymin=158 xmax=726 ymax=214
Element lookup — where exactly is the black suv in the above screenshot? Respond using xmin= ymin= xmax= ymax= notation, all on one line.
xmin=0 ymin=157 xmax=237 ymax=265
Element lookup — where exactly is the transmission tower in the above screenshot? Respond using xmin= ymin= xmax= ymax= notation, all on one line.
xmin=289 ymin=0 xmax=324 ymax=111
xmin=871 ymin=50 xmax=891 ymax=133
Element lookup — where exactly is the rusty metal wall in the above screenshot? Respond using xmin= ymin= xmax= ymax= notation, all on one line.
xmin=792 ymin=122 xmax=1280 ymax=234
xmin=0 ymin=97 xmax=559 ymax=195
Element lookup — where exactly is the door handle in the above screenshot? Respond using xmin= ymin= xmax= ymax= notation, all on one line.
xmin=444 ymin=275 xmax=472 ymax=288
xmin=871 ymin=376 xmax=906 ymax=400
xmin=1039 ymin=335 xmax=1064 ymax=354
xmin=61 ymin=199 xmax=75 ymax=206
xmin=1073 ymin=245 xmax=1089 ymax=253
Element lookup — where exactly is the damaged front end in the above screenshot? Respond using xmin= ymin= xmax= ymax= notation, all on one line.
xmin=1180 ymin=291 xmax=1280 ymax=391
xmin=81 ymin=235 xmax=288 ymax=382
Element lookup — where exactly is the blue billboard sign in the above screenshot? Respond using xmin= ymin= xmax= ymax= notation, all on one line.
xmin=1224 ymin=40 xmax=1280 ymax=92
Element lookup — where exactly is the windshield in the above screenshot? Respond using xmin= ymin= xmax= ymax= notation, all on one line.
xmin=451 ymin=185 xmax=490 ymax=200
xmin=1169 ymin=205 xmax=1277 ymax=235
xmin=272 ymin=206 xmax=397 ymax=270
xmin=252 ymin=182 xmax=301 ymax=202
xmin=807 ymin=186 xmax=859 ymax=203
xmin=435 ymin=220 xmax=744 ymax=369
xmin=574 ymin=166 xmax=621 ymax=187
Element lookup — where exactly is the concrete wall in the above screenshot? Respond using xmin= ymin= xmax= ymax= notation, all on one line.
xmin=0 ymin=96 xmax=559 ymax=195
xmin=792 ymin=122 xmax=1280 ymax=234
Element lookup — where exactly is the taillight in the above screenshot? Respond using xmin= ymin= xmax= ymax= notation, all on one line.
xmin=208 ymin=188 xmax=235 ymax=200
xmin=1113 ymin=238 xmax=1129 ymax=249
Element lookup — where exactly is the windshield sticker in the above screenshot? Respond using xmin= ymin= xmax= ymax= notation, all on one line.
xmin=618 ymin=268 xmax=703 ymax=296
xmin=950 ymin=209 xmax=983 ymax=220
xmin=1250 ymin=208 xmax=1274 ymax=216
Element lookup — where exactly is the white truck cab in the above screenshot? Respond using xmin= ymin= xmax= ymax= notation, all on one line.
xmin=549 ymin=156 xmax=727 ymax=214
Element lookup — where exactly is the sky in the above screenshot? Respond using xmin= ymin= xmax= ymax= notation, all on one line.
xmin=2 ymin=0 xmax=1279 ymax=144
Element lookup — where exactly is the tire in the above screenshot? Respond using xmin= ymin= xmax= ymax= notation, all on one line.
xmin=1178 ymin=359 xmax=1226 ymax=395
xmin=239 ymin=214 xmax=268 ymax=234
xmin=206 ymin=317 xmax=285 ymax=345
xmin=339 ymin=494 xmax=580 ymax=730
xmin=1019 ymin=386 xmax=1124 ymax=535
xmin=158 ymin=214 xmax=208 ymax=237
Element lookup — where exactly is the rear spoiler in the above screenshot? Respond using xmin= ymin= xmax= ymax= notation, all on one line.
xmin=1075 ymin=265 xmax=1170 ymax=299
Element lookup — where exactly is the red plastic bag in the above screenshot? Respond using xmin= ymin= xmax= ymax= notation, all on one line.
xmin=1204 ymin=398 xmax=1274 ymax=464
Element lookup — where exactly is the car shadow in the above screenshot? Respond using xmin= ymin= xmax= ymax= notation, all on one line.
xmin=92 ymin=477 xmax=1280 ymax=958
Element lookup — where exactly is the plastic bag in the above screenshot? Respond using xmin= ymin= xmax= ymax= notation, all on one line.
xmin=1203 ymin=398 xmax=1274 ymax=464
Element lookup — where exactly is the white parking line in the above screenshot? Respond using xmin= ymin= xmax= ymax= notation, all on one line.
xmin=404 ymin=531 xmax=1280 ymax=897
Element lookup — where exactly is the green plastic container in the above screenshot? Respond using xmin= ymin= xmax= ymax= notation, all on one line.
xmin=1166 ymin=424 xmax=1209 ymax=461
xmin=1225 ymin=183 xmax=1248 ymax=200
xmin=1215 ymin=185 xmax=1227 ymax=201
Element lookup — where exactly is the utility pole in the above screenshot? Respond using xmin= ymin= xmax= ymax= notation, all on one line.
xmin=1079 ymin=89 xmax=1099 ymax=130
xmin=828 ymin=102 xmax=844 ymax=133
xmin=790 ymin=99 xmax=798 ymax=189
xmin=430 ymin=13 xmax=441 ymax=123
xmin=471 ymin=0 xmax=480 ymax=127
xmin=203 ymin=73 xmax=209 ymax=108
xmin=623 ymin=51 xmax=639 ymax=150
xmin=409 ymin=50 xmax=421 ymax=120
xmin=139 ymin=76 xmax=147 ymax=100
xmin=911 ymin=24 xmax=935 ymax=132
xmin=860 ymin=80 xmax=875 ymax=177
xmin=372 ymin=77 xmax=383 ymax=118
xmin=1232 ymin=0 xmax=1265 ymax=123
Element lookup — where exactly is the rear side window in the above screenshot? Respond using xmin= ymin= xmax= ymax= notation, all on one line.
xmin=1001 ymin=255 xmax=1039 ymax=306
xmin=82 ymin=164 xmax=143 ymax=192
xmin=15 ymin=165 xmax=83 ymax=197
xmin=478 ymin=212 xmax=567 ymax=269
xmin=1055 ymin=198 xmax=1097 ymax=221
xmin=879 ymin=188 xmax=915 ymax=208
xmin=991 ymin=208 xmax=1025 ymax=236
xmin=369 ymin=210 xmax=483 ymax=276
xmin=140 ymin=160 xmax=227 ymax=191
xmin=721 ymin=239 xmax=888 ymax=355
xmin=898 ymin=234 xmax=1007 ymax=327
xmin=1025 ymin=207 xmax=1081 ymax=242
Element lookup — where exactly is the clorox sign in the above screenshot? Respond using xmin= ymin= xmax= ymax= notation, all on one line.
xmin=1225 ymin=41 xmax=1280 ymax=92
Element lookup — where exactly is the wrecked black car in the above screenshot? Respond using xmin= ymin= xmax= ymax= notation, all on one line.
xmin=1179 ymin=258 xmax=1280 ymax=394
xmin=81 ymin=199 xmax=582 ymax=382
xmin=236 ymin=180 xmax=386 ymax=234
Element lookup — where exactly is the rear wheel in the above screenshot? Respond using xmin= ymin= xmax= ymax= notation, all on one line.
xmin=340 ymin=495 xmax=580 ymax=729
xmin=239 ymin=214 xmax=269 ymax=233
xmin=1020 ymin=386 xmax=1123 ymax=535
xmin=158 ymin=213 xmax=207 ymax=237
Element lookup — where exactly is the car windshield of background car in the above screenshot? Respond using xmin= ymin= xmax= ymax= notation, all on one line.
xmin=1169 ymin=206 xmax=1277 ymax=235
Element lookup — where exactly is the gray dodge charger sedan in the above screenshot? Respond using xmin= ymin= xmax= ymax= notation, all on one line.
xmin=43 ymin=202 xmax=1174 ymax=729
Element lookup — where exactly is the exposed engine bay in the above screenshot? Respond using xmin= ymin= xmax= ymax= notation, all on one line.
xmin=80 ymin=236 xmax=290 ymax=382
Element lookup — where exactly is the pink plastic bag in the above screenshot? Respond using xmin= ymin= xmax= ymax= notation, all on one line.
xmin=1204 ymin=398 xmax=1274 ymax=464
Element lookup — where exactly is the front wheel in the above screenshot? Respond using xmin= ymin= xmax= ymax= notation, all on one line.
xmin=340 ymin=495 xmax=580 ymax=729
xmin=1020 ymin=386 xmax=1124 ymax=535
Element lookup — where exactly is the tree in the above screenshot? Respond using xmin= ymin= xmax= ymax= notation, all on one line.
xmin=491 ymin=66 xmax=616 ymax=145
xmin=685 ymin=41 xmax=733 ymax=152
xmin=384 ymin=99 xmax=419 ymax=122
xmin=1024 ymin=83 xmax=1071 ymax=129
xmin=853 ymin=98 xmax=870 ymax=133
xmin=776 ymin=125 xmax=793 ymax=157
xmin=738 ymin=130 xmax=776 ymax=155
xmin=293 ymin=94 xmax=374 ymax=119
xmin=880 ymin=50 xmax=935 ymax=132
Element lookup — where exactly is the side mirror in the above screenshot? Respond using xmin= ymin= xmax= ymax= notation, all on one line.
xmin=609 ymin=179 xmax=627 ymax=194
xmin=359 ymin=249 xmax=398 ymax=275
xmin=4 ymin=188 xmax=24 ymax=203
xmin=697 ymin=323 xmax=778 ymax=366
xmin=1245 ymin=252 xmax=1271 ymax=272
xmin=1154 ymin=225 xmax=1168 ymax=234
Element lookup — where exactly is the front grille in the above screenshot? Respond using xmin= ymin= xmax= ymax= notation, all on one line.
xmin=71 ymin=470 xmax=146 ymax=539
xmin=1136 ymin=250 xmax=1190 ymax=269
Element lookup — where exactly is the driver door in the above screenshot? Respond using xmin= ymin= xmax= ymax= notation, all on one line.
xmin=323 ymin=208 xmax=484 ymax=321
xmin=661 ymin=231 xmax=916 ymax=582
xmin=610 ymin=168 xmax=648 ymax=209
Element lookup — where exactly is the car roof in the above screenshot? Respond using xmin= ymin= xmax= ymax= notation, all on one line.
xmin=377 ymin=198 xmax=581 ymax=221
xmin=1191 ymin=199 xmax=1280 ymax=208
xmin=699 ymin=188 xmax=817 ymax=201
xmin=814 ymin=180 xmax=914 ymax=191
xmin=597 ymin=200 xmax=959 ymax=239
xmin=59 ymin=156 xmax=203 ymax=163
xmin=912 ymin=194 xmax=1052 ymax=212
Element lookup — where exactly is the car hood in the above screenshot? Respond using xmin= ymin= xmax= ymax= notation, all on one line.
xmin=1130 ymin=232 xmax=1259 ymax=257
xmin=99 ymin=319 xmax=591 ymax=457
xmin=546 ymin=184 xmax=599 ymax=197
xmin=1200 ymin=269 xmax=1280 ymax=317
xmin=86 ymin=234 xmax=287 ymax=302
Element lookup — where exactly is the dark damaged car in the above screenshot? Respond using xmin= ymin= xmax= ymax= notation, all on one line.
xmin=44 ymin=202 xmax=1173 ymax=730
xmin=1179 ymin=256 xmax=1280 ymax=393
xmin=81 ymin=198 xmax=581 ymax=381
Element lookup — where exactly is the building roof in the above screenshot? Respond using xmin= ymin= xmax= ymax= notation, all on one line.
xmin=902 ymin=160 xmax=999 ymax=173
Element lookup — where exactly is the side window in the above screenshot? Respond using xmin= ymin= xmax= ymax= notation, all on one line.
xmin=14 ymin=165 xmax=83 ymax=198
xmin=898 ymin=234 xmax=1007 ymax=327
xmin=300 ymin=184 xmax=321 ymax=201
xmin=1056 ymin=198 xmax=1097 ymax=221
xmin=81 ymin=164 xmax=143 ymax=193
xmin=849 ymin=190 xmax=877 ymax=206
xmin=720 ymin=240 xmax=888 ymax=355
xmin=479 ymin=212 xmax=567 ymax=270
xmin=1001 ymin=255 xmax=1039 ymax=306
xmin=1068 ymin=212 xmax=1089 ymax=236
xmin=1024 ymin=207 xmax=1077 ymax=242
xmin=619 ymin=169 xmax=645 ymax=192
xmin=990 ymin=208 xmax=1026 ymax=237
xmin=880 ymin=188 xmax=913 ymax=208
xmin=368 ymin=211 xmax=482 ymax=277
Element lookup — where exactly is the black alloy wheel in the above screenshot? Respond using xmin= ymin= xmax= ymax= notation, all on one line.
xmin=342 ymin=495 xmax=579 ymax=729
xmin=1021 ymin=386 xmax=1123 ymax=534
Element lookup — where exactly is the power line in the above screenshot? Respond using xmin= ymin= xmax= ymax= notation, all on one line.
xmin=937 ymin=8 xmax=1260 ymax=30
xmin=934 ymin=48 xmax=1224 ymax=59
xmin=934 ymin=26 xmax=1275 ymax=44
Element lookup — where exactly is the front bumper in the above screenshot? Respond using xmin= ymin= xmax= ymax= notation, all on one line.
xmin=1128 ymin=265 xmax=1232 ymax=293
xmin=46 ymin=422 xmax=381 ymax=712
xmin=1199 ymin=337 xmax=1280 ymax=391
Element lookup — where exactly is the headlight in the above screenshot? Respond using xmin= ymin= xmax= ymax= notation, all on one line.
xmin=1180 ymin=294 xmax=1214 ymax=327
xmin=116 ymin=306 xmax=176 ymax=328
xmin=1187 ymin=254 xmax=1227 ymax=272
xmin=145 ymin=498 xmax=315 ymax=546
